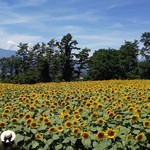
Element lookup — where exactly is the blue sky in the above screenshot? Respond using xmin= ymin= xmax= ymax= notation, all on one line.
xmin=0 ymin=0 xmax=150 ymax=54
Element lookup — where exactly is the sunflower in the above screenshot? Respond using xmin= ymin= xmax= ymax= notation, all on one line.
xmin=91 ymin=112 xmax=98 ymax=119
xmin=18 ymin=113 xmax=24 ymax=118
xmin=128 ymin=107 xmax=134 ymax=113
xmin=44 ymin=117 xmax=49 ymax=123
xmin=108 ymin=111 xmax=115 ymax=118
xmin=136 ymin=109 xmax=142 ymax=114
xmin=45 ymin=121 xmax=52 ymax=126
xmin=26 ymin=118 xmax=33 ymax=125
xmin=48 ymin=126 xmax=55 ymax=133
xmin=78 ymin=107 xmax=84 ymax=113
xmin=11 ymin=118 xmax=18 ymax=124
xmin=12 ymin=107 xmax=17 ymax=112
xmin=0 ymin=122 xmax=7 ymax=128
xmin=126 ymin=133 xmax=132 ymax=140
xmin=62 ymin=113 xmax=70 ymax=120
xmin=114 ymin=114 xmax=122 ymax=121
xmin=38 ymin=115 xmax=44 ymax=122
xmin=81 ymin=131 xmax=90 ymax=140
xmin=2 ymin=113 xmax=9 ymax=118
xmin=130 ymin=115 xmax=139 ymax=123
xmin=29 ymin=106 xmax=36 ymax=111
xmin=25 ymin=104 xmax=30 ymax=109
xmin=30 ymin=121 xmax=38 ymax=128
xmin=18 ymin=102 xmax=22 ymax=107
xmin=73 ymin=120 xmax=79 ymax=126
xmin=65 ymin=121 xmax=73 ymax=128
xmin=72 ymin=128 xmax=80 ymax=136
xmin=24 ymin=113 xmax=32 ymax=120
xmin=74 ymin=114 xmax=81 ymax=120
xmin=3 ymin=109 xmax=10 ymax=113
xmin=135 ymin=133 xmax=145 ymax=142
xmin=143 ymin=120 xmax=150 ymax=128
xmin=96 ymin=118 xmax=105 ymax=125
xmin=96 ymin=131 xmax=105 ymax=141
xmin=35 ymin=133 xmax=42 ymax=140
xmin=57 ymin=126 xmax=64 ymax=132
xmin=105 ymin=129 xmax=116 ymax=139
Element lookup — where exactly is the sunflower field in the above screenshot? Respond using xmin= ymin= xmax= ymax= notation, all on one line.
xmin=0 ymin=80 xmax=150 ymax=150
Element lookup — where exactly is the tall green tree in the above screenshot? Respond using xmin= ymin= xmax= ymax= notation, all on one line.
xmin=119 ymin=40 xmax=139 ymax=79
xmin=57 ymin=33 xmax=80 ymax=81
xmin=140 ymin=32 xmax=150 ymax=60
xmin=88 ymin=49 xmax=120 ymax=80
xmin=74 ymin=47 xmax=90 ymax=79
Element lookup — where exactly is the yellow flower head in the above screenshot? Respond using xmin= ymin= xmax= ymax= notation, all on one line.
xmin=74 ymin=114 xmax=81 ymax=120
xmin=78 ymin=107 xmax=84 ymax=113
xmin=106 ymin=129 xmax=116 ymax=139
xmin=35 ymin=133 xmax=42 ymax=140
xmin=37 ymin=115 xmax=45 ymax=122
xmin=48 ymin=126 xmax=55 ymax=133
xmin=30 ymin=121 xmax=38 ymax=128
xmin=135 ymin=133 xmax=145 ymax=142
xmin=130 ymin=115 xmax=139 ymax=123
xmin=24 ymin=113 xmax=32 ymax=120
xmin=143 ymin=120 xmax=150 ymax=128
xmin=128 ymin=107 xmax=134 ymax=113
xmin=108 ymin=111 xmax=115 ymax=118
xmin=65 ymin=121 xmax=73 ymax=128
xmin=11 ymin=118 xmax=18 ymax=124
xmin=81 ymin=131 xmax=90 ymax=139
xmin=26 ymin=118 xmax=33 ymax=125
xmin=72 ymin=128 xmax=80 ymax=136
xmin=2 ymin=113 xmax=9 ymax=118
xmin=91 ymin=112 xmax=98 ymax=119
xmin=96 ymin=131 xmax=105 ymax=141
xmin=96 ymin=118 xmax=105 ymax=125
xmin=18 ymin=113 xmax=24 ymax=118
xmin=114 ymin=114 xmax=122 ymax=121
xmin=57 ymin=126 xmax=64 ymax=133
xmin=0 ymin=122 xmax=7 ymax=128
xmin=3 ymin=109 xmax=10 ymax=113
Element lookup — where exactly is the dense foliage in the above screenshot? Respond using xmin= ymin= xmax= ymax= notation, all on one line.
xmin=0 ymin=32 xmax=150 ymax=83
xmin=0 ymin=80 xmax=150 ymax=149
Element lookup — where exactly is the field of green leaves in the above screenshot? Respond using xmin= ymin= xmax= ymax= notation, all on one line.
xmin=0 ymin=80 xmax=150 ymax=150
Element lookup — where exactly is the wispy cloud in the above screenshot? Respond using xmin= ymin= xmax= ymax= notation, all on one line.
xmin=0 ymin=0 xmax=149 ymax=52
xmin=0 ymin=28 xmax=42 ymax=50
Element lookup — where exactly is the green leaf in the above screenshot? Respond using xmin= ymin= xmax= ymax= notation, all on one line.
xmin=55 ymin=144 xmax=63 ymax=150
xmin=120 ymin=126 xmax=130 ymax=134
xmin=133 ymin=130 xmax=140 ymax=134
xmin=66 ymin=146 xmax=74 ymax=150
xmin=31 ymin=129 xmax=37 ymax=134
xmin=52 ymin=134 xmax=59 ymax=140
xmin=98 ymin=139 xmax=112 ymax=149
xmin=24 ymin=126 xmax=30 ymax=132
xmin=93 ymin=141 xmax=98 ymax=147
xmin=25 ymin=135 xmax=31 ymax=141
xmin=44 ymin=139 xmax=53 ymax=145
xmin=131 ymin=124 xmax=142 ymax=129
xmin=38 ymin=124 xmax=47 ymax=131
xmin=15 ymin=134 xmax=24 ymax=144
xmin=32 ymin=141 xmax=39 ymax=149
xmin=82 ymin=138 xmax=91 ymax=148
xmin=44 ymin=144 xmax=50 ymax=150
xmin=62 ymin=137 xmax=70 ymax=143
xmin=70 ymin=136 xmax=77 ymax=144
xmin=145 ymin=129 xmax=150 ymax=133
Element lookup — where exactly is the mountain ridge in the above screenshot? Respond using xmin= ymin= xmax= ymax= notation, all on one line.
xmin=0 ymin=48 xmax=16 ymax=58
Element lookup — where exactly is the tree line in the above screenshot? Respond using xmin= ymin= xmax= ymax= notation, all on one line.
xmin=0 ymin=32 xmax=150 ymax=84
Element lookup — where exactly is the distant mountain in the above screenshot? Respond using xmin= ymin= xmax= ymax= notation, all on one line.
xmin=0 ymin=48 xmax=16 ymax=58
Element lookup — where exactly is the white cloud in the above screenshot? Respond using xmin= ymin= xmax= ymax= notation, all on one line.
xmin=0 ymin=28 xmax=42 ymax=50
